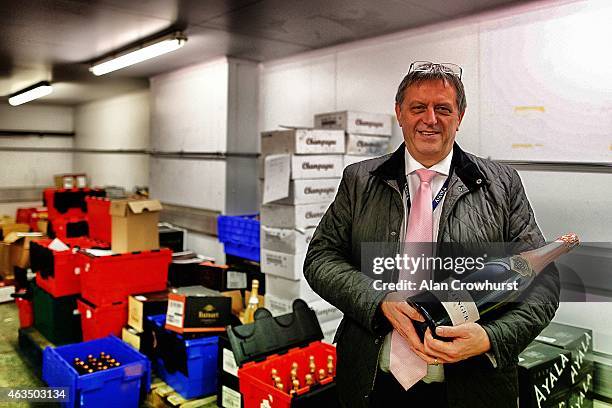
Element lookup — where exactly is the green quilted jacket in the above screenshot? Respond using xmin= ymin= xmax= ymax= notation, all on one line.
xmin=304 ymin=142 xmax=560 ymax=407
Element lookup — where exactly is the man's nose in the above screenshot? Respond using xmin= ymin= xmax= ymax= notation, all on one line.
xmin=422 ymin=107 xmax=437 ymax=125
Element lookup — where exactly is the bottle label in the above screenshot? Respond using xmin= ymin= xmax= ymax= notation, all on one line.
xmin=438 ymin=290 xmax=480 ymax=326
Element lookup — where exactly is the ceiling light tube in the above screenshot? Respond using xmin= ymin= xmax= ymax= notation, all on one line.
xmin=90 ymin=32 xmax=187 ymax=76
xmin=8 ymin=81 xmax=53 ymax=106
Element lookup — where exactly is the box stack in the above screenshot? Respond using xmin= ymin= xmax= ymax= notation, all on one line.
xmin=74 ymin=197 xmax=171 ymax=341
xmin=535 ymin=322 xmax=594 ymax=408
xmin=518 ymin=342 xmax=572 ymax=407
xmin=259 ymin=128 xmax=345 ymax=342
xmin=122 ymin=290 xmax=169 ymax=355
xmin=314 ymin=110 xmax=393 ymax=169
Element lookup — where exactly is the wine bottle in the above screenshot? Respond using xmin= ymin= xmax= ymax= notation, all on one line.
xmin=243 ymin=279 xmax=261 ymax=324
xmin=407 ymin=233 xmax=579 ymax=339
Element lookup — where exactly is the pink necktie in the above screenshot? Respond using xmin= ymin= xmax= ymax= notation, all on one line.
xmin=390 ymin=168 xmax=437 ymax=390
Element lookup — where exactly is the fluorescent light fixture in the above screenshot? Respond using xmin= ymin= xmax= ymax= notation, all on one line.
xmin=8 ymin=81 xmax=53 ymax=106
xmin=90 ymin=32 xmax=187 ymax=76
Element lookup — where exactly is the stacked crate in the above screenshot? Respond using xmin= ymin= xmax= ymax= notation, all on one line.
xmin=314 ymin=110 xmax=393 ymax=169
xmin=43 ymin=187 xmax=106 ymax=240
xmin=259 ymin=128 xmax=346 ymax=342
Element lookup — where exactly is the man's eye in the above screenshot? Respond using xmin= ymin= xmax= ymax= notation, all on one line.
xmin=436 ymin=107 xmax=452 ymax=114
xmin=411 ymin=106 xmax=426 ymax=113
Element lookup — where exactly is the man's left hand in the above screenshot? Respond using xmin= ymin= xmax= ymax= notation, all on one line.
xmin=421 ymin=323 xmax=491 ymax=364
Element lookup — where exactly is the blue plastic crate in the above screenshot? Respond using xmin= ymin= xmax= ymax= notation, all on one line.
xmin=42 ymin=336 xmax=151 ymax=408
xmin=223 ymin=241 xmax=260 ymax=262
xmin=217 ymin=214 xmax=260 ymax=247
xmin=148 ymin=315 xmax=219 ymax=399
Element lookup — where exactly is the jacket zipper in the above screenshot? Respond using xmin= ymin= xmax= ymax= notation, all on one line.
xmin=369 ymin=179 xmax=405 ymax=394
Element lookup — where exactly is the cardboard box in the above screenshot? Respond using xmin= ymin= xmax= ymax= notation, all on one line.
xmin=54 ymin=173 xmax=88 ymax=189
xmin=260 ymin=226 xmax=314 ymax=254
xmin=259 ymin=154 xmax=344 ymax=180
xmin=314 ymin=110 xmax=393 ymax=136
xmin=110 ymin=199 xmax=162 ymax=253
xmin=260 ymin=203 xmax=329 ymax=229
xmin=0 ymin=223 xmax=30 ymax=241
xmin=165 ymin=286 xmax=232 ymax=333
xmin=202 ymin=262 xmax=249 ymax=292
xmin=128 ymin=290 xmax=169 ymax=332
xmin=261 ymin=249 xmax=306 ymax=281
xmin=535 ymin=322 xmax=593 ymax=385
xmin=345 ymin=133 xmax=391 ymax=156
xmin=264 ymin=274 xmax=318 ymax=302
xmin=5 ymin=232 xmax=44 ymax=269
xmin=568 ymin=371 xmax=594 ymax=408
xmin=0 ymin=242 xmax=11 ymax=278
xmin=265 ymin=178 xmax=341 ymax=205
xmin=122 ymin=326 xmax=143 ymax=350
xmin=518 ymin=342 xmax=572 ymax=408
xmin=261 ymin=129 xmax=345 ymax=155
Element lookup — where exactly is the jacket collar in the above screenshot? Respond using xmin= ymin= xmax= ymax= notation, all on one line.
xmin=371 ymin=142 xmax=487 ymax=191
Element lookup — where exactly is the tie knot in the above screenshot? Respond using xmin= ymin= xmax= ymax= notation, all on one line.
xmin=415 ymin=169 xmax=437 ymax=183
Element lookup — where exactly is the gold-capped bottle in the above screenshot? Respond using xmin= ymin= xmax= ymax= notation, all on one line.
xmin=243 ymin=280 xmax=261 ymax=324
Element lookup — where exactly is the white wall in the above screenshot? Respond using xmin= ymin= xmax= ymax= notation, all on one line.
xmin=73 ymin=90 xmax=150 ymax=189
xmin=0 ymin=104 xmax=74 ymax=189
xmin=149 ymin=57 xmax=259 ymax=214
xmin=259 ymin=0 xmax=612 ymax=353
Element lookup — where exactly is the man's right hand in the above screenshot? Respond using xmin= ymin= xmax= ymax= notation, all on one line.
xmin=380 ymin=292 xmax=427 ymax=356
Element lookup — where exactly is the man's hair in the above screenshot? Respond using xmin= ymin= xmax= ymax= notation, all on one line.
xmin=395 ymin=65 xmax=467 ymax=113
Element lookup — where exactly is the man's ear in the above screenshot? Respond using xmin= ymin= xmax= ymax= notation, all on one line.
xmin=457 ymin=110 xmax=465 ymax=131
xmin=394 ymin=103 xmax=402 ymax=127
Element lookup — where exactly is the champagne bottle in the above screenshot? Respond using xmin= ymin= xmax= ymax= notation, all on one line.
xmin=243 ymin=279 xmax=261 ymax=324
xmin=408 ymin=233 xmax=579 ymax=339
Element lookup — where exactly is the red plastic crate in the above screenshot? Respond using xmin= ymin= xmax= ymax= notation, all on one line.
xmin=16 ymin=207 xmax=35 ymax=224
xmin=238 ymin=341 xmax=336 ymax=408
xmin=79 ymin=248 xmax=172 ymax=306
xmin=49 ymin=217 xmax=89 ymax=240
xmin=44 ymin=187 xmax=105 ymax=220
xmin=85 ymin=196 xmax=111 ymax=243
xmin=15 ymin=296 xmax=34 ymax=328
xmin=77 ymin=298 xmax=128 ymax=341
xmin=33 ymin=238 xmax=110 ymax=297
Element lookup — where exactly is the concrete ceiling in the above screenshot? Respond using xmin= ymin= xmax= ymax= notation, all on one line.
xmin=0 ymin=0 xmax=535 ymax=105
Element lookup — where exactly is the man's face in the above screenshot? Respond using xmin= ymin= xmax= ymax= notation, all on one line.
xmin=395 ymin=79 xmax=465 ymax=166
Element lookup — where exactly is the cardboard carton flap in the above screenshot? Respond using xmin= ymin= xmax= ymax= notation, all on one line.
xmin=4 ymin=232 xmax=43 ymax=244
xmin=127 ymin=199 xmax=162 ymax=214
xmin=109 ymin=199 xmax=162 ymax=217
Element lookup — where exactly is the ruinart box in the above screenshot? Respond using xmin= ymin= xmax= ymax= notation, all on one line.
xmin=165 ymin=286 xmax=232 ymax=334
xmin=314 ymin=110 xmax=392 ymax=136
xmin=128 ymin=290 xmax=169 ymax=333
xmin=110 ymin=199 xmax=162 ymax=253
xmin=261 ymin=129 xmax=345 ymax=155
xmin=535 ymin=322 xmax=593 ymax=385
xmin=261 ymin=203 xmax=329 ymax=229
xmin=345 ymin=134 xmax=390 ymax=156
xmin=518 ymin=342 xmax=572 ymax=408
xmin=260 ymin=226 xmax=314 ymax=254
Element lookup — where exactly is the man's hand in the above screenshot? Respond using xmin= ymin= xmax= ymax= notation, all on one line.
xmin=380 ymin=292 xmax=426 ymax=355
xmin=421 ymin=323 xmax=491 ymax=364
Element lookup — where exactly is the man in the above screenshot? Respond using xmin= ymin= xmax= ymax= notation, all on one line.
xmin=304 ymin=62 xmax=560 ymax=407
